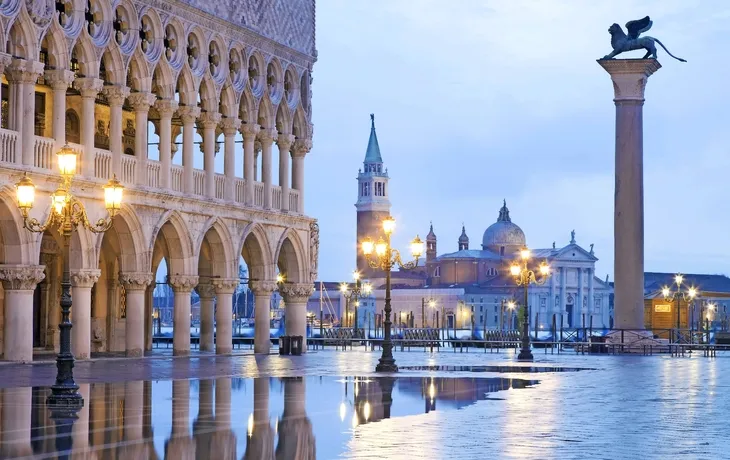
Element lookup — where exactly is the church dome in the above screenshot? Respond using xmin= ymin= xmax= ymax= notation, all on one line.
xmin=482 ymin=200 xmax=526 ymax=253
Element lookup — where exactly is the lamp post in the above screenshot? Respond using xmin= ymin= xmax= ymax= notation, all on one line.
xmin=506 ymin=300 xmax=516 ymax=331
xmin=15 ymin=144 xmax=123 ymax=407
xmin=704 ymin=301 xmax=716 ymax=344
xmin=421 ymin=298 xmax=436 ymax=328
xmin=661 ymin=274 xmax=698 ymax=333
xmin=361 ymin=216 xmax=424 ymax=373
xmin=340 ymin=271 xmax=372 ymax=336
xmin=509 ymin=247 xmax=550 ymax=362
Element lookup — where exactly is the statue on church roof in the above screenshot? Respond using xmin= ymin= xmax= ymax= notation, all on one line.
xmin=570 ymin=229 xmax=576 ymax=244
xmin=552 ymin=241 xmax=556 ymax=249
xmin=589 ymin=243 xmax=594 ymax=255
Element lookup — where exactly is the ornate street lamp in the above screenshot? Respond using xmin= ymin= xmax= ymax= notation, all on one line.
xmin=15 ymin=144 xmax=123 ymax=407
xmin=361 ymin=216 xmax=424 ymax=372
xmin=340 ymin=271 xmax=372 ymax=335
xmin=509 ymin=247 xmax=550 ymax=362
xmin=662 ymin=274 xmax=698 ymax=333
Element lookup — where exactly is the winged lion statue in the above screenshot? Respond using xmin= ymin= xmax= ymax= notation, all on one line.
xmin=601 ymin=16 xmax=686 ymax=62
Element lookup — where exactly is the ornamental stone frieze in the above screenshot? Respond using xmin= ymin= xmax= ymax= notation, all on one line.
xmin=119 ymin=273 xmax=154 ymax=291
xmin=212 ymin=278 xmax=240 ymax=295
xmin=169 ymin=275 xmax=199 ymax=293
xmin=0 ymin=265 xmax=45 ymax=291
xmin=70 ymin=269 xmax=101 ymax=288
xmin=249 ymin=279 xmax=277 ymax=295
xmin=279 ymin=283 xmax=314 ymax=303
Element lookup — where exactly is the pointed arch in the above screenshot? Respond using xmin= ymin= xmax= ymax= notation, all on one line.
xmin=100 ymin=46 xmax=125 ymax=85
xmin=238 ymin=223 xmax=274 ymax=283
xmin=95 ymin=204 xmax=148 ymax=273
xmin=175 ymin=65 xmax=197 ymax=106
xmin=6 ymin=9 xmax=38 ymax=60
xmin=239 ymin=85 xmax=257 ymax=125
xmin=196 ymin=217 xmax=236 ymax=279
xmin=127 ymin=51 xmax=151 ymax=92
xmin=292 ymin=105 xmax=309 ymax=140
xmin=198 ymin=75 xmax=218 ymax=113
xmin=151 ymin=61 xmax=175 ymax=99
xmin=274 ymin=228 xmax=307 ymax=284
xmin=71 ymin=35 xmax=99 ymax=78
xmin=40 ymin=22 xmax=70 ymax=70
xmin=219 ymin=82 xmax=237 ymax=118
xmin=275 ymin=102 xmax=292 ymax=135
xmin=257 ymin=95 xmax=274 ymax=129
xmin=0 ymin=186 xmax=36 ymax=264
xmin=149 ymin=210 xmax=195 ymax=276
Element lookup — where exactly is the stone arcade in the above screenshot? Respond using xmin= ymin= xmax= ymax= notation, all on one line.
xmin=0 ymin=0 xmax=317 ymax=361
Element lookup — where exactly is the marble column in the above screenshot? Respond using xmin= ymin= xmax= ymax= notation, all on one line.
xmin=560 ymin=267 xmax=567 ymax=327
xmin=119 ymin=272 xmax=153 ymax=357
xmin=70 ymin=269 xmax=101 ymax=360
xmin=221 ymin=118 xmax=241 ymax=201
xmin=154 ymin=99 xmax=178 ymax=190
xmin=250 ymin=281 xmax=276 ymax=354
xmin=257 ymin=128 xmax=276 ymax=209
xmin=213 ymin=278 xmax=238 ymax=354
xmin=280 ymin=283 xmax=314 ymax=352
xmin=44 ymin=69 xmax=75 ymax=151
xmin=196 ymin=282 xmax=216 ymax=352
xmin=253 ymin=144 xmax=260 ymax=181
xmin=598 ymin=58 xmax=661 ymax=330
xmin=0 ymin=265 xmax=45 ymax=362
xmin=7 ymin=59 xmax=45 ymax=166
xmin=170 ymin=275 xmax=198 ymax=356
xmin=577 ymin=267 xmax=585 ymax=326
xmin=588 ymin=268 xmax=595 ymax=323
xmin=276 ymin=133 xmax=294 ymax=212
xmin=128 ymin=92 xmax=157 ymax=186
xmin=71 ymin=384 xmax=91 ymax=453
xmin=103 ymin=85 xmax=130 ymax=178
xmin=73 ymin=77 xmax=104 ymax=177
xmin=292 ymin=138 xmax=312 ymax=213
xmin=199 ymin=112 xmax=221 ymax=198
xmin=1 ymin=387 xmax=32 ymax=457
xmin=178 ymin=106 xmax=200 ymax=195
xmin=0 ymin=53 xmax=10 ymax=127
xmin=241 ymin=124 xmax=260 ymax=205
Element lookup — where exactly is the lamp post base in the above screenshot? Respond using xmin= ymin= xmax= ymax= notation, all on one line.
xmin=375 ymin=359 xmax=398 ymax=373
xmin=517 ymin=348 xmax=534 ymax=362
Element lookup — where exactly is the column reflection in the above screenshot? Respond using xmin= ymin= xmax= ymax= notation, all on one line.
xmin=275 ymin=377 xmax=315 ymax=460
xmin=165 ymin=379 xmax=195 ymax=459
xmin=244 ymin=377 xmax=275 ymax=460
xmin=1 ymin=387 xmax=33 ymax=458
xmin=211 ymin=378 xmax=236 ymax=460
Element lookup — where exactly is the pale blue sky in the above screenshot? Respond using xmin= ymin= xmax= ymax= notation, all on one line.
xmin=305 ymin=0 xmax=730 ymax=282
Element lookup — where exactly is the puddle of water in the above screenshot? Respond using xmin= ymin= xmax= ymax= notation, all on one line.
xmin=399 ymin=365 xmax=592 ymax=373
xmin=0 ymin=376 xmax=536 ymax=459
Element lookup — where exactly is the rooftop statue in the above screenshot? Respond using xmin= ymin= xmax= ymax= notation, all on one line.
xmin=601 ymin=16 xmax=686 ymax=62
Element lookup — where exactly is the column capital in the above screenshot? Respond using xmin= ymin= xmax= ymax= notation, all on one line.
xmin=240 ymin=123 xmax=261 ymax=140
xmin=292 ymin=138 xmax=312 ymax=158
xmin=44 ymin=69 xmax=75 ymax=91
xmin=154 ymin=98 xmax=179 ymax=118
xmin=280 ymin=283 xmax=314 ymax=303
xmin=127 ymin=92 xmax=157 ymax=112
xmin=257 ymin=127 xmax=277 ymax=144
xmin=198 ymin=111 xmax=221 ymax=129
xmin=195 ymin=283 xmax=216 ymax=299
xmin=119 ymin=272 xmax=153 ymax=291
xmin=178 ymin=105 xmax=201 ymax=124
xmin=0 ymin=52 xmax=11 ymax=71
xmin=73 ymin=77 xmax=105 ymax=98
xmin=70 ymin=269 xmax=101 ymax=288
xmin=212 ymin=278 xmax=239 ymax=295
xmin=249 ymin=280 xmax=277 ymax=295
xmin=220 ymin=118 xmax=241 ymax=136
xmin=276 ymin=133 xmax=295 ymax=150
xmin=102 ymin=85 xmax=130 ymax=106
xmin=597 ymin=59 xmax=661 ymax=102
xmin=0 ymin=265 xmax=45 ymax=290
xmin=7 ymin=58 xmax=45 ymax=83
xmin=169 ymin=275 xmax=199 ymax=293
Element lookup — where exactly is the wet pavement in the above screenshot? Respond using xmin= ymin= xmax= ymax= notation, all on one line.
xmin=0 ymin=349 xmax=728 ymax=458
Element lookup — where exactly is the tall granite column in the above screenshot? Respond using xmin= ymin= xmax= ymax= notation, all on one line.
xmin=119 ymin=273 xmax=153 ymax=357
xmin=598 ymin=59 xmax=661 ymax=330
xmin=213 ymin=278 xmax=239 ymax=354
xmin=280 ymin=283 xmax=314 ymax=352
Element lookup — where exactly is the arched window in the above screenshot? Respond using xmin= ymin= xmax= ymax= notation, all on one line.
xmin=65 ymin=110 xmax=80 ymax=144
xmin=434 ymin=266 xmax=440 ymax=277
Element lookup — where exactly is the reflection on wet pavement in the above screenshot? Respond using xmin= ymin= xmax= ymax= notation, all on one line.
xmin=399 ymin=365 xmax=591 ymax=373
xmin=0 ymin=376 xmax=534 ymax=459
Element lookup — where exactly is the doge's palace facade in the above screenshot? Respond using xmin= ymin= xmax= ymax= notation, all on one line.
xmin=0 ymin=0 xmax=317 ymax=361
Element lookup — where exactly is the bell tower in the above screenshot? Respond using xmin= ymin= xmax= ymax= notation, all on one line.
xmin=356 ymin=114 xmax=391 ymax=274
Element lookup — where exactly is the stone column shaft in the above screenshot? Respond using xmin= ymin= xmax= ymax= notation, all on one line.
xmin=258 ymin=129 xmax=276 ymax=209
xmin=179 ymin=106 xmax=200 ymax=195
xmin=276 ymin=134 xmax=294 ymax=212
xmin=560 ymin=267 xmax=567 ymax=327
xmin=200 ymin=112 xmax=221 ymax=198
xmin=213 ymin=279 xmax=238 ymax=354
xmin=0 ymin=265 xmax=45 ymax=362
xmin=128 ymin=92 xmax=156 ymax=186
xmin=292 ymin=139 xmax=311 ymax=213
xmin=588 ymin=268 xmax=595 ymax=319
xmin=103 ymin=86 xmax=130 ymax=179
xmin=241 ymin=124 xmax=260 ymax=205
xmin=196 ymin=283 xmax=216 ymax=352
xmin=119 ymin=273 xmax=153 ymax=357
xmin=155 ymin=99 xmax=178 ymax=189
xmin=170 ymin=275 xmax=198 ymax=355
xmin=7 ymin=59 xmax=44 ymax=167
xmin=70 ymin=269 xmax=101 ymax=360
xmin=250 ymin=281 xmax=276 ymax=354
xmin=73 ymin=77 xmax=104 ymax=176
xmin=598 ymin=58 xmax=661 ymax=330
xmin=45 ymin=69 xmax=75 ymax=153
xmin=281 ymin=283 xmax=314 ymax=352
xmin=222 ymin=118 xmax=241 ymax=201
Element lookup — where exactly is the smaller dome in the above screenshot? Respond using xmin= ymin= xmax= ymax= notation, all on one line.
xmin=458 ymin=225 xmax=469 ymax=243
xmin=482 ymin=200 xmax=526 ymax=253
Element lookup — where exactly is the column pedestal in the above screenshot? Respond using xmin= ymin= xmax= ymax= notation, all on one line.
xmin=0 ymin=265 xmax=45 ymax=362
xmin=598 ymin=58 xmax=661 ymax=331
xmin=70 ymin=269 xmax=100 ymax=360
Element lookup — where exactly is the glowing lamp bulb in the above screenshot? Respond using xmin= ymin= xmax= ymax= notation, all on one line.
xmin=15 ymin=173 xmax=35 ymax=214
xmin=688 ymin=287 xmax=697 ymax=298
xmin=276 ymin=273 xmax=284 ymax=283
xmin=361 ymin=239 xmax=374 ymax=255
xmin=353 ymin=270 xmax=360 ymax=281
xmin=675 ymin=274 xmax=684 ymax=286
xmin=57 ymin=144 xmax=78 ymax=177
xmin=375 ymin=240 xmax=387 ymax=257
xmin=510 ymin=265 xmax=521 ymax=277
xmin=382 ymin=217 xmax=396 ymax=235
xmin=103 ymin=174 xmax=124 ymax=216
xmin=539 ymin=263 xmax=550 ymax=276
xmin=51 ymin=188 xmax=68 ymax=215
xmin=410 ymin=235 xmax=424 ymax=259
xmin=520 ymin=248 xmax=530 ymax=260
xmin=340 ymin=282 xmax=348 ymax=293
xmin=662 ymin=287 xmax=670 ymax=298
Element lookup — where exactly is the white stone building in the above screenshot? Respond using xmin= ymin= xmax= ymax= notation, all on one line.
xmin=0 ymin=0 xmax=318 ymax=361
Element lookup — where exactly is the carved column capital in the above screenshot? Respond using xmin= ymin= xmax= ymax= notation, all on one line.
xmin=292 ymin=138 xmax=312 ymax=158
xmin=6 ymin=58 xmax=44 ymax=83
xmin=73 ymin=77 xmax=105 ymax=98
xmin=0 ymin=52 xmax=12 ymax=71
xmin=249 ymin=280 xmax=277 ymax=295
xmin=212 ymin=278 xmax=239 ymax=295
xmin=169 ymin=275 xmax=199 ymax=293
xmin=598 ymin=59 xmax=661 ymax=102
xmin=154 ymin=98 xmax=179 ymax=118
xmin=0 ymin=265 xmax=45 ymax=291
xmin=276 ymin=133 xmax=295 ymax=151
xmin=178 ymin=105 xmax=201 ymax=124
xmin=256 ymin=127 xmax=277 ymax=145
xmin=102 ymin=85 xmax=130 ymax=106
xmin=44 ymin=69 xmax=76 ymax=91
xmin=198 ymin=111 xmax=222 ymax=129
xmin=70 ymin=269 xmax=101 ymax=288
xmin=195 ymin=283 xmax=216 ymax=299
xmin=127 ymin=92 xmax=157 ymax=112
xmin=220 ymin=118 xmax=241 ymax=136
xmin=119 ymin=272 xmax=153 ymax=291
xmin=240 ymin=123 xmax=261 ymax=140
xmin=280 ymin=283 xmax=315 ymax=303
